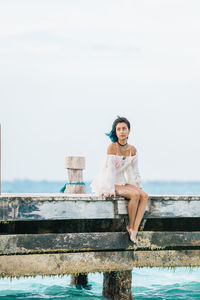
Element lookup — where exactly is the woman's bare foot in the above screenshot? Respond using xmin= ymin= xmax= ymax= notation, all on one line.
xmin=126 ymin=225 xmax=138 ymax=244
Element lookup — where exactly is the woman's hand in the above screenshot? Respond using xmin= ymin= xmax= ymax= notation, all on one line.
xmin=101 ymin=192 xmax=116 ymax=197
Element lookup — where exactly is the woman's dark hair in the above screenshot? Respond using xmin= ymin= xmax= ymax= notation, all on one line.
xmin=105 ymin=116 xmax=131 ymax=142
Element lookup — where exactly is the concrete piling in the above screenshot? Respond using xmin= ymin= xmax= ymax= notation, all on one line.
xmin=103 ymin=270 xmax=133 ymax=300
xmin=64 ymin=156 xmax=88 ymax=288
xmin=64 ymin=156 xmax=86 ymax=194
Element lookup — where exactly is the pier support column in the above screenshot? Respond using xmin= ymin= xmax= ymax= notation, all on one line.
xmin=103 ymin=270 xmax=133 ymax=300
xmin=64 ymin=156 xmax=86 ymax=194
xmin=70 ymin=274 xmax=89 ymax=288
xmin=65 ymin=156 xmax=88 ymax=288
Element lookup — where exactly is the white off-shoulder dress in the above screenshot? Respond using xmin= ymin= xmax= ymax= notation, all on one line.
xmin=91 ymin=143 xmax=142 ymax=196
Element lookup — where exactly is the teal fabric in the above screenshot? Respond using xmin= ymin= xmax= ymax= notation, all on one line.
xmin=59 ymin=182 xmax=85 ymax=193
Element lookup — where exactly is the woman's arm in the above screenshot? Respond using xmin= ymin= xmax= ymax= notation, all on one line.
xmin=101 ymin=143 xmax=117 ymax=197
xmin=91 ymin=144 xmax=117 ymax=197
xmin=126 ymin=151 xmax=143 ymax=189
xmin=102 ymin=155 xmax=117 ymax=197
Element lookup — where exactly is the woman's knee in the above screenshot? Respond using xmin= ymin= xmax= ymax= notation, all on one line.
xmin=130 ymin=190 xmax=140 ymax=201
xmin=140 ymin=191 xmax=149 ymax=202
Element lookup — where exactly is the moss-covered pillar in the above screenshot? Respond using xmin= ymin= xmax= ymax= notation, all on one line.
xmin=70 ymin=273 xmax=89 ymax=287
xmin=65 ymin=156 xmax=88 ymax=288
xmin=103 ymin=270 xmax=133 ymax=300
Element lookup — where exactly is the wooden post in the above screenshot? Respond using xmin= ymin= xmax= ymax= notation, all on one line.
xmin=65 ymin=156 xmax=88 ymax=288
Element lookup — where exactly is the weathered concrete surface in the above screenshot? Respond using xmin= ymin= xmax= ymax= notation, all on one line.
xmin=103 ymin=271 xmax=133 ymax=300
xmin=0 ymin=197 xmax=116 ymax=220
xmin=118 ymin=196 xmax=200 ymax=217
xmin=0 ymin=250 xmax=200 ymax=278
xmin=0 ymin=218 xmax=128 ymax=235
xmin=134 ymin=250 xmax=200 ymax=267
xmin=0 ymin=193 xmax=122 ymax=201
xmin=65 ymin=156 xmax=85 ymax=170
xmin=0 ymin=232 xmax=200 ymax=254
xmin=0 ymin=194 xmax=200 ymax=221
xmin=0 ymin=251 xmax=135 ymax=277
xmin=65 ymin=156 xmax=86 ymax=193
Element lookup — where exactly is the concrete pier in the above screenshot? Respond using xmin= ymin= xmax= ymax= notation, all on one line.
xmin=0 ymin=194 xmax=200 ymax=276
xmin=0 ymin=192 xmax=199 ymax=299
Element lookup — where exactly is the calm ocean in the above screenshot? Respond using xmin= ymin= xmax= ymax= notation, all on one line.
xmin=1 ymin=180 xmax=200 ymax=299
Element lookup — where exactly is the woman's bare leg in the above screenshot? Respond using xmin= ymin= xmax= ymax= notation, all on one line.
xmin=125 ymin=184 xmax=149 ymax=234
xmin=115 ymin=184 xmax=140 ymax=243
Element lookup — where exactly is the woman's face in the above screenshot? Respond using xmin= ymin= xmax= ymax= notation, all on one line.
xmin=115 ymin=122 xmax=130 ymax=140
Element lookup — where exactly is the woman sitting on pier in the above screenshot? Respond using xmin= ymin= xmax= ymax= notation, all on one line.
xmin=91 ymin=116 xmax=149 ymax=244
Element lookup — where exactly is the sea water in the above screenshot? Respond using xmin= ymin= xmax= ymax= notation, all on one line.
xmin=1 ymin=180 xmax=200 ymax=299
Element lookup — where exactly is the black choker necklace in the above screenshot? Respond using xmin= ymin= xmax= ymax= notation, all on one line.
xmin=117 ymin=141 xmax=127 ymax=146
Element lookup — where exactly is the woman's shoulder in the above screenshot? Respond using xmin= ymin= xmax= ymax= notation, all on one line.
xmin=129 ymin=144 xmax=137 ymax=156
xmin=107 ymin=142 xmax=117 ymax=155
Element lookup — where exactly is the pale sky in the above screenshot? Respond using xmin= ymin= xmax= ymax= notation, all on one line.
xmin=1 ymin=0 xmax=200 ymax=182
